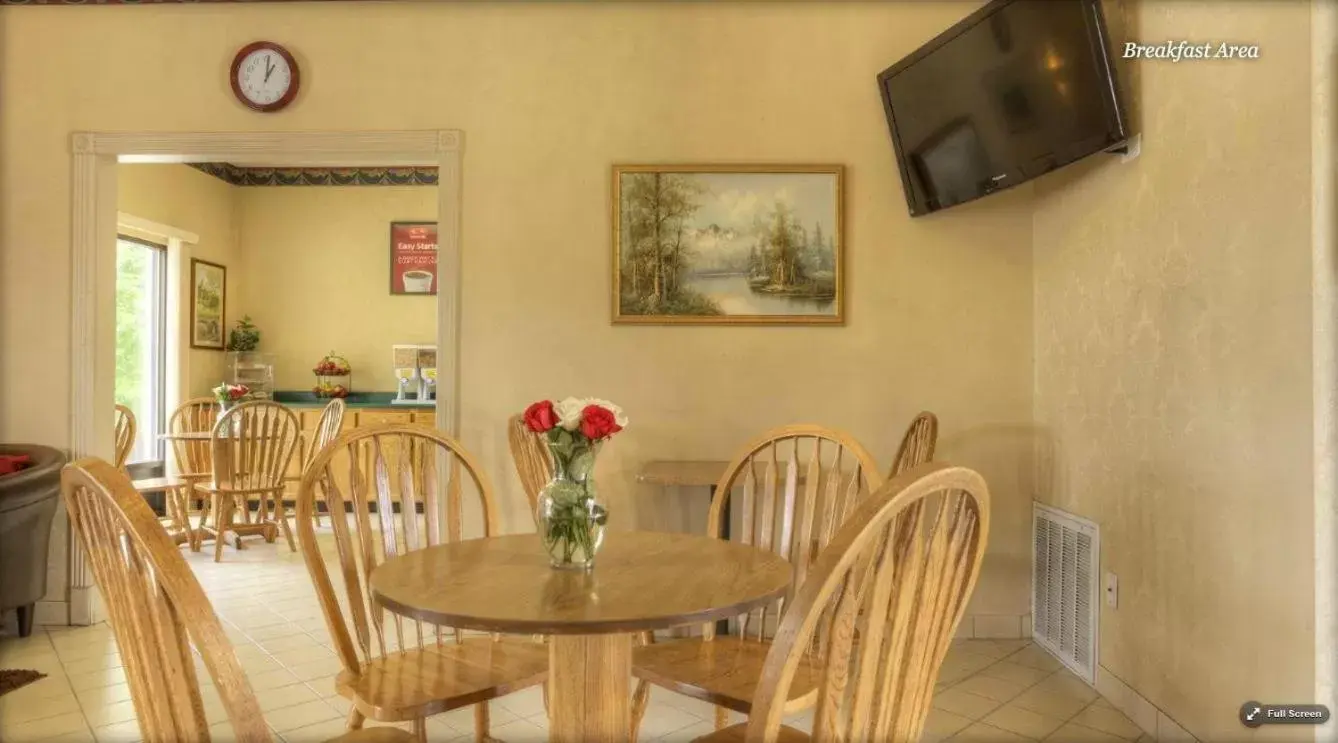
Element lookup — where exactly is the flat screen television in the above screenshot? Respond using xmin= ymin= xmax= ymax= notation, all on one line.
xmin=878 ymin=0 xmax=1127 ymax=216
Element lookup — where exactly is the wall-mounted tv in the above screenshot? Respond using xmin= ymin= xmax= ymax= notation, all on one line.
xmin=877 ymin=0 xmax=1128 ymax=217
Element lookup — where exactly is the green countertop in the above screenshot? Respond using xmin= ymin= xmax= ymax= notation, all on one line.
xmin=272 ymin=391 xmax=435 ymax=409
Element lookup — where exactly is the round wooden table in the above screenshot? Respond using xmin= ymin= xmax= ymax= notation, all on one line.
xmin=369 ymin=532 xmax=792 ymax=743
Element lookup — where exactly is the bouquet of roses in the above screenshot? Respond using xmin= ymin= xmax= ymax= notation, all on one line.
xmin=522 ymin=397 xmax=627 ymax=566
xmin=213 ymin=382 xmax=250 ymax=406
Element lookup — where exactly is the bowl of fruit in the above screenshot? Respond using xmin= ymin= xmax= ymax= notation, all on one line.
xmin=312 ymin=352 xmax=352 ymax=399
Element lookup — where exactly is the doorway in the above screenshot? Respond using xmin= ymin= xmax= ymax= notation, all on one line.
xmin=61 ymin=130 xmax=463 ymax=626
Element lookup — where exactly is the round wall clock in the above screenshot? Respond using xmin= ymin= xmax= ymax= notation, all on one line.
xmin=230 ymin=41 xmax=300 ymax=113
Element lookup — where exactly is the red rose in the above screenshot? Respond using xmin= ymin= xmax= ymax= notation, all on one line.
xmin=523 ymin=400 xmax=558 ymax=433
xmin=580 ymin=405 xmax=622 ymax=440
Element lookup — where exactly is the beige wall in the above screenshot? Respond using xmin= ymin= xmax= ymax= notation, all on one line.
xmin=0 ymin=2 xmax=1035 ymax=619
xmin=1032 ymin=3 xmax=1316 ymax=739
xmin=118 ymin=164 xmax=241 ymax=398
xmin=236 ymin=186 xmax=437 ymax=391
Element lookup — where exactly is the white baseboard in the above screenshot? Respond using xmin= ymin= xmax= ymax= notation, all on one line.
xmin=955 ymin=613 xmax=1032 ymax=639
xmin=34 ymin=600 xmax=68 ymax=627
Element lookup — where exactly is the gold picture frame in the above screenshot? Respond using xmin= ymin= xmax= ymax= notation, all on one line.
xmin=190 ymin=258 xmax=226 ymax=350
xmin=612 ymin=164 xmax=845 ymax=325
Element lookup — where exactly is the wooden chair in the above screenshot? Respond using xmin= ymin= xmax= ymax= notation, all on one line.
xmin=507 ymin=413 xmax=553 ymax=526
xmin=60 ymin=457 xmax=413 ymax=743
xmin=692 ymin=462 xmax=990 ymax=743
xmin=287 ymin=398 xmax=347 ymax=528
xmin=168 ymin=396 xmax=221 ymax=528
xmin=197 ymin=400 xmax=301 ymax=562
xmin=888 ymin=411 xmax=938 ymax=478
xmin=295 ymin=424 xmax=549 ymax=742
xmin=113 ymin=404 xmax=136 ymax=470
xmin=631 ymin=425 xmax=884 ymax=740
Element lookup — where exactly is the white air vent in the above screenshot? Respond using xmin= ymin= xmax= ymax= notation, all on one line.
xmin=1032 ymin=502 xmax=1099 ymax=684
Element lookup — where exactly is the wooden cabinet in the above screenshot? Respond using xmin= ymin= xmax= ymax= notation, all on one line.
xmin=287 ymin=406 xmax=434 ymax=505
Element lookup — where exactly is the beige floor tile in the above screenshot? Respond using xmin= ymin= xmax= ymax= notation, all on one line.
xmin=1071 ymin=703 xmax=1144 ymax=739
xmin=248 ymin=667 xmax=305 ymax=691
xmin=431 ymin=702 xmax=521 ymax=731
xmin=1011 ymin=684 xmax=1094 ymax=720
xmin=951 ymin=721 xmax=1036 ymax=741
xmin=259 ymin=633 xmax=325 ymax=654
xmin=651 ymin=719 xmax=719 ymax=743
xmin=243 ymin=622 xmax=308 ymax=642
xmin=494 ymin=684 xmax=547 ymax=719
xmin=0 ymin=710 xmax=92 ymax=743
xmin=256 ymin=681 xmax=323 ymax=712
xmin=81 ymin=699 xmax=139 ymax=729
xmin=68 ymin=666 xmax=129 ymax=692
xmin=270 ymin=645 xmax=336 ymax=667
xmin=1006 ymin=646 xmax=1064 ymax=672
xmin=286 ymin=655 xmax=344 ymax=682
xmin=933 ymin=688 xmax=1004 ymax=720
xmin=305 ymin=673 xmax=342 ymax=698
xmin=924 ymin=708 xmax=975 ymax=738
xmin=90 ymin=719 xmax=141 ymax=743
xmin=637 ymin=701 xmax=705 ymax=740
xmin=951 ymin=673 xmax=1034 ymax=703
xmin=266 ymin=699 xmax=343 ymax=732
xmin=0 ymin=688 xmax=83 ymax=725
xmin=485 ymin=716 xmax=548 ymax=742
xmin=62 ymin=653 xmax=125 ymax=676
xmin=1033 ymin=673 xmax=1100 ymax=704
xmin=979 ymin=661 xmax=1055 ymax=687
xmin=1045 ymin=722 xmax=1128 ymax=741
xmin=75 ymin=682 xmax=134 ymax=709
xmin=276 ymin=717 xmax=356 ymax=742
xmin=982 ymin=704 xmax=1068 ymax=739
xmin=955 ymin=639 xmax=1017 ymax=660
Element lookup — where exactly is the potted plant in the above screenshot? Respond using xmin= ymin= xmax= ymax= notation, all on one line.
xmin=226 ymin=316 xmax=261 ymax=353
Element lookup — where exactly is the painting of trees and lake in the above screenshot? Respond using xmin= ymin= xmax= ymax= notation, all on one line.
xmin=613 ymin=166 xmax=843 ymax=324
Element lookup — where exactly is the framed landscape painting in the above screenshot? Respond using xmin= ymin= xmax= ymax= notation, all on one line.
xmin=190 ymin=259 xmax=226 ymax=350
xmin=613 ymin=164 xmax=844 ymax=325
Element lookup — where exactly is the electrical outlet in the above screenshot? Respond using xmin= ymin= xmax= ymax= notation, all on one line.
xmin=1104 ymin=572 xmax=1119 ymax=608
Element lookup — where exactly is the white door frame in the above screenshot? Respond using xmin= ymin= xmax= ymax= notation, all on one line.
xmin=65 ymin=130 xmax=463 ymax=625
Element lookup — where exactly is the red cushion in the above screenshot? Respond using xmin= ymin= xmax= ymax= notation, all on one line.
xmin=0 ymin=454 xmax=33 ymax=476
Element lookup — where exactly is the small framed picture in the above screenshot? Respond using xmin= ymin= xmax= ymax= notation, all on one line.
xmin=390 ymin=221 xmax=438 ymax=295
xmin=190 ymin=259 xmax=227 ymax=350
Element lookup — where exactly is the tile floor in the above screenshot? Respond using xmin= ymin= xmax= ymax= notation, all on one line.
xmin=0 ymin=531 xmax=1152 ymax=743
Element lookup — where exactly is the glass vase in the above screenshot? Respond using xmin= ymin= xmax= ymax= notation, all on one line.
xmin=536 ymin=449 xmax=608 ymax=570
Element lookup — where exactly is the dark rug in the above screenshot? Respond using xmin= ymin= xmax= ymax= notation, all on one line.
xmin=0 ymin=669 xmax=46 ymax=697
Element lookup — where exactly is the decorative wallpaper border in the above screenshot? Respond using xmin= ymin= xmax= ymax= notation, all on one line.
xmin=188 ymin=162 xmax=438 ymax=187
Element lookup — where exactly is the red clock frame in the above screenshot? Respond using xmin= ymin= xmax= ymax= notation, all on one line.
xmin=229 ymin=41 xmax=300 ymax=113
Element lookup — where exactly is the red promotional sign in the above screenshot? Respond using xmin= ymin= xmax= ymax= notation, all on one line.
xmin=389 ymin=221 xmax=438 ymax=295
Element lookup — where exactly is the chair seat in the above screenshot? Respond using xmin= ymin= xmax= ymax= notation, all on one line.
xmin=690 ymin=722 xmax=810 ymax=743
xmin=336 ymin=637 xmax=548 ymax=720
xmin=632 ymin=637 xmax=822 ymax=715
xmin=326 ymin=727 xmax=417 ymax=743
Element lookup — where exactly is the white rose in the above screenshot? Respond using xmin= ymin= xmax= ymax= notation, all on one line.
xmin=585 ymin=398 xmax=628 ymax=428
xmin=554 ymin=397 xmax=586 ymax=431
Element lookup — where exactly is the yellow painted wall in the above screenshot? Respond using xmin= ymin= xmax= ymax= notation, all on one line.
xmin=0 ymin=2 xmax=1034 ymax=620
xmin=1032 ymin=3 xmax=1316 ymax=739
xmin=236 ymin=186 xmax=437 ymax=391
xmin=117 ymin=164 xmax=241 ymax=398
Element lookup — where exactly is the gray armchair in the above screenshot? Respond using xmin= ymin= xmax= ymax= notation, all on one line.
xmin=0 ymin=444 xmax=66 ymax=637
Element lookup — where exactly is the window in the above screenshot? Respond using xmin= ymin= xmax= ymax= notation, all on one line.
xmin=115 ymin=236 xmax=168 ymax=476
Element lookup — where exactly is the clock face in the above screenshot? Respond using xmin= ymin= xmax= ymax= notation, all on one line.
xmin=231 ymin=42 xmax=298 ymax=112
